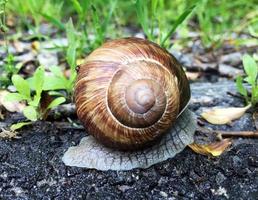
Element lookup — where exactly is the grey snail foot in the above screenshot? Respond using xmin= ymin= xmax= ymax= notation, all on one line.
xmin=62 ymin=109 xmax=196 ymax=171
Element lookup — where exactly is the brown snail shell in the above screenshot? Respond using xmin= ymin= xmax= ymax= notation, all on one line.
xmin=74 ymin=37 xmax=190 ymax=151
xmin=63 ymin=38 xmax=196 ymax=170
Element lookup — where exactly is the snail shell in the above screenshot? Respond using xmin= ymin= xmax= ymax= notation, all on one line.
xmin=62 ymin=38 xmax=196 ymax=170
xmin=74 ymin=37 xmax=190 ymax=150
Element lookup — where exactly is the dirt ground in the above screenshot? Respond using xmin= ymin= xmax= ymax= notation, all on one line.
xmin=0 ymin=81 xmax=257 ymax=200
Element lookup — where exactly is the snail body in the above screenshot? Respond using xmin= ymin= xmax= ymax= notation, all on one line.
xmin=62 ymin=38 xmax=196 ymax=170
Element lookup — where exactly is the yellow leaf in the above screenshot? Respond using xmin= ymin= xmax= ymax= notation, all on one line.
xmin=189 ymin=139 xmax=232 ymax=156
xmin=201 ymin=105 xmax=251 ymax=125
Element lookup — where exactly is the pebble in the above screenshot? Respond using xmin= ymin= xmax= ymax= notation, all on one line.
xmin=118 ymin=185 xmax=132 ymax=192
xmin=232 ymin=156 xmax=242 ymax=168
xmin=215 ymin=172 xmax=226 ymax=184
xmin=220 ymin=52 xmax=242 ymax=67
xmin=160 ymin=191 xmax=168 ymax=198
xmin=218 ymin=63 xmax=243 ymax=78
xmin=38 ymin=50 xmax=58 ymax=68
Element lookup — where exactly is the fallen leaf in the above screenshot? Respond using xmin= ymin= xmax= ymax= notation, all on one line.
xmin=201 ymin=104 xmax=251 ymax=125
xmin=0 ymin=128 xmax=20 ymax=139
xmin=188 ymin=139 xmax=232 ymax=156
xmin=0 ymin=90 xmax=26 ymax=113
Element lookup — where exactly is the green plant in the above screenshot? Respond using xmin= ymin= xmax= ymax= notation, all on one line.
xmin=0 ymin=0 xmax=8 ymax=33
xmin=43 ymin=66 xmax=75 ymax=99
xmin=0 ymin=53 xmax=22 ymax=88
xmin=5 ymin=66 xmax=66 ymax=126
xmin=236 ymin=54 xmax=258 ymax=106
xmin=135 ymin=0 xmax=195 ymax=48
xmin=38 ymin=19 xmax=79 ymax=99
xmin=40 ymin=19 xmax=79 ymax=100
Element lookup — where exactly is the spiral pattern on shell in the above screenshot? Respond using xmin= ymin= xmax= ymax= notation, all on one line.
xmin=75 ymin=37 xmax=190 ymax=150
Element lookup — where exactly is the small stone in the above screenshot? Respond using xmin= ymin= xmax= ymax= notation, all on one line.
xmin=211 ymin=186 xmax=229 ymax=199
xmin=38 ymin=51 xmax=58 ymax=69
xmin=233 ymin=156 xmax=242 ymax=168
xmin=218 ymin=64 xmax=243 ymax=78
xmin=220 ymin=52 xmax=242 ymax=67
xmin=134 ymin=32 xmax=145 ymax=39
xmin=118 ymin=185 xmax=131 ymax=192
xmin=215 ymin=172 xmax=226 ymax=184
xmin=160 ymin=191 xmax=168 ymax=198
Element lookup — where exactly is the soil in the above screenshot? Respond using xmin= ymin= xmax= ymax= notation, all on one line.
xmin=0 ymin=81 xmax=257 ymax=200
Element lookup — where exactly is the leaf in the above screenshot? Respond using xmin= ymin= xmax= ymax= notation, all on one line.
xmin=243 ymin=54 xmax=257 ymax=85
xmin=102 ymin=0 xmax=117 ymax=35
xmin=5 ymin=92 xmax=27 ymax=102
xmin=43 ymin=76 xmax=67 ymax=91
xmin=49 ymin=66 xmax=64 ymax=78
xmin=65 ymin=19 xmax=77 ymax=71
xmin=23 ymin=106 xmax=38 ymax=121
xmin=67 ymin=45 xmax=77 ymax=71
xmin=135 ymin=0 xmax=150 ymax=39
xmin=189 ymin=139 xmax=232 ymax=156
xmin=10 ymin=122 xmax=32 ymax=131
xmin=236 ymin=76 xmax=247 ymax=97
xmin=46 ymin=97 xmax=66 ymax=110
xmin=71 ymin=0 xmax=83 ymax=16
xmin=48 ymin=91 xmax=65 ymax=97
xmin=43 ymin=66 xmax=68 ymax=90
xmin=91 ymin=5 xmax=104 ymax=42
xmin=34 ymin=66 xmax=45 ymax=97
xmin=11 ymin=75 xmax=31 ymax=100
xmin=0 ymin=91 xmax=25 ymax=112
xmin=66 ymin=18 xmax=76 ymax=45
xmin=41 ymin=13 xmax=65 ymax=30
xmin=201 ymin=104 xmax=251 ymax=125
xmin=161 ymin=5 xmax=196 ymax=47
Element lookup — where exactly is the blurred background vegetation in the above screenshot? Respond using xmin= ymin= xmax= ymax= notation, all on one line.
xmin=2 ymin=0 xmax=257 ymax=52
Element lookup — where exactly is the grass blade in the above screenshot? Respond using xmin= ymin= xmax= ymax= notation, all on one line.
xmin=41 ymin=13 xmax=65 ymax=30
xmin=161 ymin=5 xmax=196 ymax=47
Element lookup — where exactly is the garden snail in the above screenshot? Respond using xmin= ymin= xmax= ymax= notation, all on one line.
xmin=62 ymin=37 xmax=196 ymax=170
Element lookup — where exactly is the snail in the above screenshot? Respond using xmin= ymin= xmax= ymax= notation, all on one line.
xmin=62 ymin=37 xmax=196 ymax=170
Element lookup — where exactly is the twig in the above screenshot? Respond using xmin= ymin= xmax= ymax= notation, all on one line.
xmin=197 ymin=126 xmax=258 ymax=138
xmin=226 ymin=91 xmax=245 ymax=100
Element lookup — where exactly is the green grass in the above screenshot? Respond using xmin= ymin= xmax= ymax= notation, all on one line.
xmin=4 ymin=0 xmax=258 ymax=49
xmin=135 ymin=0 xmax=195 ymax=48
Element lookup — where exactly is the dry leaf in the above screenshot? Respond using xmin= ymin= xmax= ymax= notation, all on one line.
xmin=201 ymin=104 xmax=251 ymax=125
xmin=189 ymin=139 xmax=232 ymax=156
xmin=0 ymin=90 xmax=25 ymax=113
xmin=0 ymin=128 xmax=20 ymax=139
